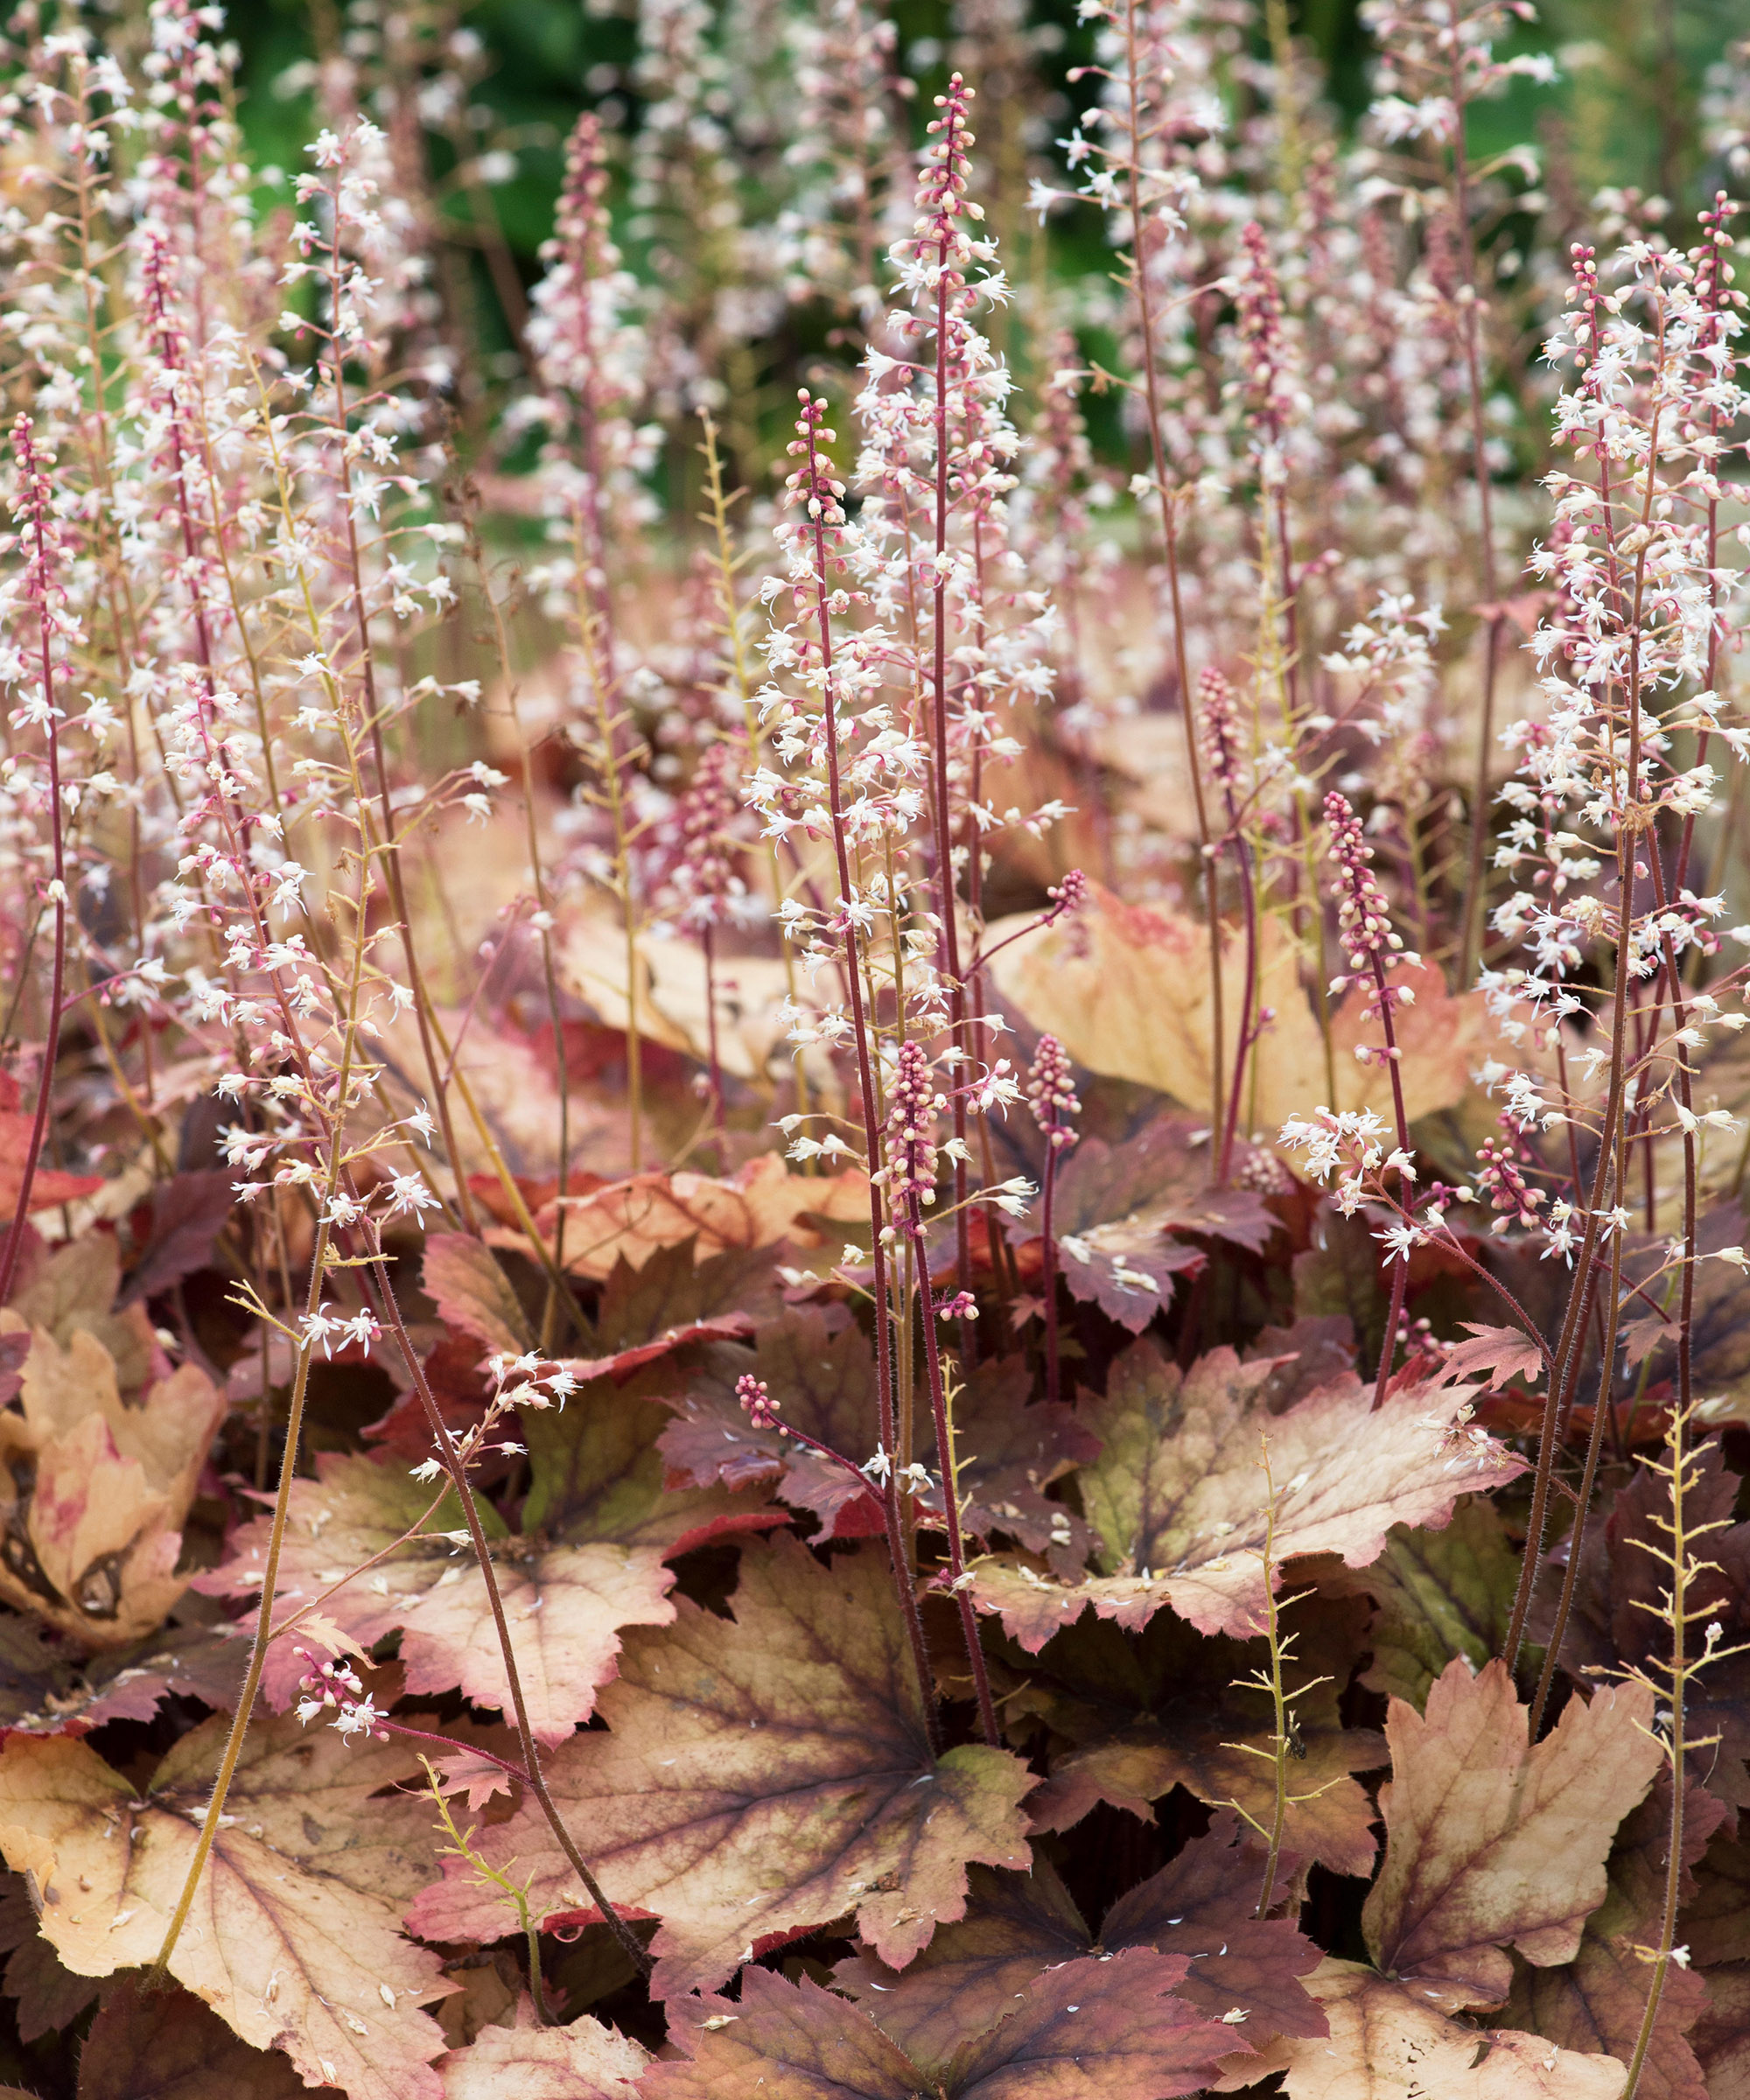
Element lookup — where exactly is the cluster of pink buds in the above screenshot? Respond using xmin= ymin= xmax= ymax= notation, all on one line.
xmin=736 ymin=1374 xmax=780 ymax=1431
xmin=882 ymin=1040 xmax=943 ymax=1218
xmin=1325 ymin=792 xmax=1414 ymax=1043
xmin=664 ymin=742 xmax=746 ymax=929
xmin=1026 ymin=1034 xmax=1081 ymax=1152
xmin=1472 ymin=1135 xmax=1546 ymax=1233
xmin=1198 ymin=668 xmax=1242 ymax=795
xmin=292 ymin=1648 xmax=388 ymax=1742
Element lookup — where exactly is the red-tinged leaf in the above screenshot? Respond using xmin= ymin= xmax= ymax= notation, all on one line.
xmin=582 ymin=1239 xmax=779 ymax=1356
xmin=832 ymin=1864 xmax=1092 ymax=2062
xmin=1690 ymin=1964 xmax=1750 ymax=2098
xmin=1363 ymin=1659 xmax=1663 ymax=2012
xmin=1050 ymin=1112 xmax=1279 ymax=1269
xmin=1432 ymin=1323 xmax=1547 ymax=1392
xmin=1220 ymin=1958 xmax=1632 ymax=2098
xmin=556 ymin=1311 xmax=753 ymax=1385
xmin=1685 ymin=1823 xmax=1750 ymax=1966
xmin=438 ymin=2004 xmax=648 ymax=2099
xmin=0 ymin=1617 xmax=245 ymax=1737
xmin=968 ymin=1340 xmax=1520 ymax=1649
xmin=1533 ymin=1441 xmax=1750 ymax=1807
xmin=1004 ymin=1600 xmax=1385 ymax=1880
xmin=837 ymin=1818 xmax=1325 ymax=2060
xmin=76 ymin=1978 xmax=310 ymax=2098
xmin=0 ymin=1875 xmax=99 ymax=2040
xmin=653 ymin=1950 xmax=1242 ymax=2100
xmin=117 ymin=1172 xmax=235 ymax=1306
xmin=0 ymin=1714 xmax=452 ymax=2100
xmin=0 ymin=1110 xmax=102 ymax=1218
xmin=1102 ymin=1811 xmax=1327 ymax=2040
xmin=656 ymin=1309 xmax=885 ymax=1539
xmin=405 ymin=1536 xmax=1035 ymax=1998
xmin=423 ymin=1235 xmax=530 ymax=1356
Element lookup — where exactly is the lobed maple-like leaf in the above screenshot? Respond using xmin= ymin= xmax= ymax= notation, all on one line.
xmin=406 ymin=1535 xmax=1035 ymax=1998
xmin=1431 ymin=1323 xmax=1547 ymax=1393
xmin=836 ymin=1816 xmax=1325 ymax=2058
xmin=649 ymin=1950 xmax=1242 ymax=2100
xmin=204 ymin=1362 xmax=780 ymax=1736
xmin=1006 ymin=1600 xmax=1385 ymax=1879
xmin=75 ymin=1978 xmax=308 ymax=2099
xmin=1220 ymin=1958 xmax=1630 ymax=2098
xmin=0 ymin=1703 xmax=452 ymax=2100
xmin=0 ymin=1318 xmax=226 ymax=1648
xmin=438 ymin=2002 xmax=648 ymax=2098
xmin=967 ymin=1340 xmax=1519 ymax=1650
xmin=1319 ymin=1501 xmax=1522 ymax=1710
xmin=1363 ymin=1660 xmax=1662 ymax=2012
xmin=544 ymin=1155 xmax=869 ymax=1279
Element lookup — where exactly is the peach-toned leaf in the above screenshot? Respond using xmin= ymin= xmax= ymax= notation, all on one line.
xmin=0 ymin=1715 xmax=451 ymax=2100
xmin=438 ymin=2002 xmax=648 ymax=2099
xmin=423 ymin=1236 xmax=528 ymax=1355
xmin=405 ymin=1535 xmax=1034 ymax=1998
xmin=968 ymin=1340 xmax=1521 ymax=1648
xmin=1432 ymin=1324 xmax=1546 ymax=1392
xmin=984 ymin=885 xmax=1488 ymax=1131
xmin=1363 ymin=1660 xmax=1663 ymax=2012
xmin=650 ymin=1950 xmax=1242 ymax=2100
xmin=1221 ymin=1960 xmax=1628 ymax=2098
xmin=548 ymin=1155 xmax=867 ymax=1280
xmin=0 ymin=1322 xmax=225 ymax=1648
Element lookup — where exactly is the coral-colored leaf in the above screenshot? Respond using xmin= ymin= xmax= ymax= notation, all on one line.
xmin=548 ymin=1156 xmax=869 ymax=1280
xmin=968 ymin=1340 xmax=1520 ymax=1648
xmin=652 ymin=1951 xmax=1242 ymax=2100
xmin=405 ymin=1536 xmax=1034 ymax=1998
xmin=1222 ymin=1959 xmax=1629 ymax=2098
xmin=423 ymin=1236 xmax=528 ymax=1356
xmin=0 ymin=1714 xmax=452 ymax=2100
xmin=1363 ymin=1660 xmax=1662 ymax=2012
xmin=1502 ymin=1774 xmax=1725 ymax=2100
xmin=438 ymin=2003 xmax=648 ymax=2098
xmin=1432 ymin=1323 xmax=1546 ymax=1392
xmin=76 ymin=1978 xmax=308 ymax=2099
xmin=0 ymin=1111 xmax=102 ymax=1218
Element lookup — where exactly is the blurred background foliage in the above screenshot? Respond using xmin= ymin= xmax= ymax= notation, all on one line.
xmin=223 ymin=0 xmax=1748 ymax=401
